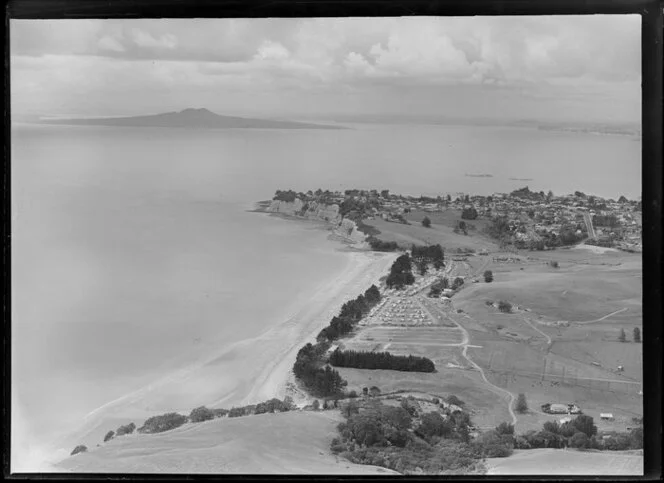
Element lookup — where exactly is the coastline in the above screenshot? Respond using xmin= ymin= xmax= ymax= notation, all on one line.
xmin=52 ymin=208 xmax=395 ymax=465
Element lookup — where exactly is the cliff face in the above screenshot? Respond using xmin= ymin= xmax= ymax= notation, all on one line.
xmin=267 ymin=200 xmax=367 ymax=246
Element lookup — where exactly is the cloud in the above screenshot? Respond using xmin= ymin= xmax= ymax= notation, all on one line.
xmin=10 ymin=16 xmax=641 ymax=121
xmin=98 ymin=35 xmax=124 ymax=53
xmin=131 ymin=29 xmax=178 ymax=50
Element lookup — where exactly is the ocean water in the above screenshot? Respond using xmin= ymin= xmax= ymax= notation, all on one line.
xmin=10 ymin=123 xmax=640 ymax=467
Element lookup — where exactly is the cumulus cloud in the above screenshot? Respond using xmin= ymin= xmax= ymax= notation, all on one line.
xmin=10 ymin=16 xmax=640 ymax=121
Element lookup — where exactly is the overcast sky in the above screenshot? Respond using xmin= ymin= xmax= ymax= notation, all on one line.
xmin=11 ymin=16 xmax=641 ymax=123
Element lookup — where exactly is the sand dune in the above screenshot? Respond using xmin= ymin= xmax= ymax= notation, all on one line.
xmin=57 ymin=409 xmax=398 ymax=474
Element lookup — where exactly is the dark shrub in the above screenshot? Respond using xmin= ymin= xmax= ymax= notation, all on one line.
xmin=212 ymin=408 xmax=229 ymax=418
xmin=571 ymin=432 xmax=590 ymax=449
xmin=70 ymin=445 xmax=87 ymax=456
xmin=495 ymin=422 xmax=515 ymax=435
xmin=348 ymin=390 xmax=358 ymax=398
xmin=498 ymin=301 xmax=512 ymax=313
xmin=415 ymin=412 xmax=452 ymax=442
xmin=103 ymin=430 xmax=115 ymax=443
xmin=515 ymin=393 xmax=528 ymax=413
xmin=446 ymin=395 xmax=465 ymax=407
xmin=189 ymin=406 xmax=215 ymax=423
xmin=116 ymin=422 xmax=136 ymax=436
xmin=138 ymin=413 xmax=187 ymax=434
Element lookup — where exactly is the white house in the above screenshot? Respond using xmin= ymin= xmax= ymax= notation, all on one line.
xmin=600 ymin=413 xmax=614 ymax=420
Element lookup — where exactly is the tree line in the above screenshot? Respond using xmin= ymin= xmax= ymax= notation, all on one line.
xmin=293 ymin=285 xmax=382 ymax=398
xmin=329 ymin=348 xmax=436 ymax=372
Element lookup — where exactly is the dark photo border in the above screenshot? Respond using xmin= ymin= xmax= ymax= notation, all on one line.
xmin=4 ymin=0 xmax=662 ymax=480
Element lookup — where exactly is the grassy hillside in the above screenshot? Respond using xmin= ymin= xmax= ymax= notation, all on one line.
xmin=57 ymin=411 xmax=398 ymax=474
xmin=486 ymin=448 xmax=643 ymax=475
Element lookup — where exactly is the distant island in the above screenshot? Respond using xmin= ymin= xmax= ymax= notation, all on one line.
xmin=40 ymin=108 xmax=347 ymax=130
xmin=465 ymin=173 xmax=493 ymax=178
xmin=509 ymin=178 xmax=533 ymax=181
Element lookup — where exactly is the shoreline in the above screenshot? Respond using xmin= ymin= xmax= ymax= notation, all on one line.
xmin=51 ymin=211 xmax=395 ymax=465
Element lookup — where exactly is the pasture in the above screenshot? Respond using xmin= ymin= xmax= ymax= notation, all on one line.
xmin=486 ymin=448 xmax=643 ymax=475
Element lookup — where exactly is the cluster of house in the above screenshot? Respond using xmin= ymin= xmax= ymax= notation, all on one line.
xmin=289 ymin=188 xmax=642 ymax=251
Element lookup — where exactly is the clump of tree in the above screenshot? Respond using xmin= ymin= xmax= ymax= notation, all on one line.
xmin=254 ymin=397 xmax=296 ymax=414
xmin=103 ymin=430 xmax=115 ymax=443
xmin=515 ymin=393 xmax=528 ymax=414
xmin=483 ymin=270 xmax=493 ymax=283
xmin=293 ymin=342 xmax=347 ymax=398
xmin=189 ymin=406 xmax=215 ymax=423
xmin=633 ymin=327 xmax=641 ymax=343
xmin=386 ymin=253 xmax=415 ymax=289
xmin=367 ymin=236 xmax=399 ymax=252
xmin=461 ymin=206 xmax=478 ymax=220
xmin=446 ymin=395 xmax=466 ymax=407
xmin=428 ymin=278 xmax=449 ymax=297
xmin=70 ymin=445 xmax=87 ymax=456
xmin=411 ymin=244 xmax=445 ymax=270
xmin=618 ymin=328 xmax=626 ymax=342
xmin=511 ymin=414 xmax=638 ymax=451
xmin=454 ymin=220 xmax=468 ymax=235
xmin=329 ymin=348 xmax=435 ymax=372
xmin=331 ymin=400 xmax=491 ymax=474
xmin=421 ymin=216 xmax=432 ymax=228
xmin=317 ymin=285 xmax=382 ymax=342
xmin=116 ymin=422 xmax=136 ymax=436
xmin=272 ymin=189 xmax=300 ymax=202
xmin=549 ymin=260 xmax=559 ymax=268
xmin=451 ymin=277 xmax=465 ymax=291
xmin=138 ymin=412 xmax=187 ymax=434
xmin=498 ymin=301 xmax=512 ymax=313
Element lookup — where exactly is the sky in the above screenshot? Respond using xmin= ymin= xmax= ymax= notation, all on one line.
xmin=11 ymin=16 xmax=641 ymax=123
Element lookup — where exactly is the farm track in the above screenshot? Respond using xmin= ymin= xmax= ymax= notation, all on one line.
xmin=420 ymin=295 xmax=519 ymax=427
xmin=522 ymin=317 xmax=552 ymax=346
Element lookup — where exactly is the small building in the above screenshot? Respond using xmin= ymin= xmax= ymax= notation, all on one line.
xmin=600 ymin=413 xmax=614 ymax=421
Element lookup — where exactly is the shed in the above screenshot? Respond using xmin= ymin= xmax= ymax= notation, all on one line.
xmin=600 ymin=413 xmax=614 ymax=420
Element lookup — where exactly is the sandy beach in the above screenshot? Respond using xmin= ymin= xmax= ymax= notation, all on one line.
xmin=53 ymin=246 xmax=398 ymax=460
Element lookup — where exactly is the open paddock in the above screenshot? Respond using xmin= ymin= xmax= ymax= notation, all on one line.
xmin=365 ymin=214 xmax=497 ymax=253
xmin=335 ymin=367 xmax=514 ymax=428
xmin=486 ymin=448 xmax=643 ymax=475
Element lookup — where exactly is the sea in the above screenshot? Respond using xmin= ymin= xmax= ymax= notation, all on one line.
xmin=10 ymin=122 xmax=641 ymax=468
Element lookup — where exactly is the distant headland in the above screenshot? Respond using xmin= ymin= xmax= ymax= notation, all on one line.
xmin=39 ymin=108 xmax=348 ymax=130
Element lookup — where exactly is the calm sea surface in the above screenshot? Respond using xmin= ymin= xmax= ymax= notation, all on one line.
xmin=10 ymin=123 xmax=640 ymax=461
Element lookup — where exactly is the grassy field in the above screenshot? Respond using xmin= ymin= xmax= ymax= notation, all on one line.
xmin=335 ymin=367 xmax=514 ymax=429
xmin=57 ymin=411 xmax=397 ymax=474
xmin=485 ymin=448 xmax=643 ymax=475
xmin=365 ymin=209 xmax=497 ymax=252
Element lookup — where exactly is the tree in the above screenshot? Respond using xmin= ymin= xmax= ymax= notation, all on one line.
xmin=116 ymin=422 xmax=136 ymax=436
xmin=546 ymin=190 xmax=554 ymax=201
xmin=619 ymin=328 xmax=626 ymax=342
xmin=70 ymin=445 xmax=88 ymax=456
xmin=461 ymin=207 xmax=478 ymax=220
xmin=381 ymin=189 xmax=390 ymax=199
xmin=572 ymin=415 xmax=597 ymax=438
xmin=312 ymin=400 xmax=320 ymax=410
xmin=515 ymin=393 xmax=528 ymax=414
xmin=189 ymin=406 xmax=215 ymax=423
xmin=498 ymin=300 xmax=512 ymax=313
xmin=369 ymin=386 xmax=381 ymax=397
xmin=495 ymin=422 xmax=515 ymax=435
xmin=422 ymin=216 xmax=431 ymax=228
xmin=483 ymin=270 xmax=493 ymax=283
xmin=341 ymin=400 xmax=360 ymax=418
xmin=103 ymin=430 xmax=115 ymax=443
xmin=633 ymin=327 xmax=641 ymax=343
